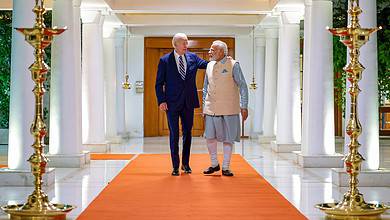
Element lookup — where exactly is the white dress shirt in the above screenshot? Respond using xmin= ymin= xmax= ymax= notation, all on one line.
xmin=174 ymin=50 xmax=187 ymax=73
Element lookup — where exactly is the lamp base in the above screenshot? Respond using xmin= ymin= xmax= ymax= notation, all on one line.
xmin=1 ymin=203 xmax=75 ymax=220
xmin=316 ymin=202 xmax=389 ymax=218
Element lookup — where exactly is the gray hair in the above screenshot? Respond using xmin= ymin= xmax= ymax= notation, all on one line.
xmin=172 ymin=33 xmax=188 ymax=48
xmin=212 ymin=40 xmax=228 ymax=55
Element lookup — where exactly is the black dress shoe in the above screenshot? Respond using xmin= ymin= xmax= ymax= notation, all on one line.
xmin=171 ymin=168 xmax=180 ymax=176
xmin=222 ymin=169 xmax=234 ymax=176
xmin=203 ymin=164 xmax=221 ymax=174
xmin=181 ymin=165 xmax=192 ymax=174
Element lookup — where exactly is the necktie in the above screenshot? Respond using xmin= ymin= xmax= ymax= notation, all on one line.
xmin=178 ymin=55 xmax=186 ymax=80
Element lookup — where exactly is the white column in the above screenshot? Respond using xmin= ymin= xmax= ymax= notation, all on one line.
xmin=7 ymin=0 xmax=35 ymax=170
xmin=296 ymin=0 xmax=343 ymax=167
xmin=82 ymin=12 xmax=106 ymax=145
xmin=357 ymin=0 xmax=380 ymax=171
xmin=103 ymin=31 xmax=121 ymax=143
xmin=73 ymin=0 xmax=83 ymax=148
xmin=344 ymin=0 xmax=379 ymax=170
xmin=252 ymin=36 xmax=266 ymax=136
xmin=261 ymin=28 xmax=279 ymax=143
xmin=301 ymin=0 xmax=312 ymax=152
xmin=332 ymin=0 xmax=390 ymax=186
xmin=114 ymin=28 xmax=127 ymax=137
xmin=48 ymin=0 xmax=89 ymax=168
xmin=1 ymin=0 xmax=55 ymax=186
xmin=272 ymin=12 xmax=302 ymax=152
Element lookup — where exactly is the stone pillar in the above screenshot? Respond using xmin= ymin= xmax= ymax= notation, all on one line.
xmin=295 ymin=0 xmax=343 ymax=167
xmin=271 ymin=12 xmax=302 ymax=153
xmin=7 ymin=0 xmax=35 ymax=171
xmin=48 ymin=0 xmax=90 ymax=168
xmin=301 ymin=0 xmax=312 ymax=150
xmin=82 ymin=12 xmax=106 ymax=147
xmin=259 ymin=28 xmax=278 ymax=144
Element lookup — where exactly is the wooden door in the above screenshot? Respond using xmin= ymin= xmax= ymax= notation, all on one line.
xmin=157 ymin=50 xmax=209 ymax=136
xmin=144 ymin=37 xmax=235 ymax=137
xmin=380 ymin=106 xmax=390 ymax=136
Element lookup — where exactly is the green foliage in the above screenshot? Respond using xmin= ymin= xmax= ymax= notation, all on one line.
xmin=333 ymin=37 xmax=347 ymax=114
xmin=377 ymin=0 xmax=390 ymax=105
xmin=43 ymin=11 xmax=52 ymax=85
xmin=0 ymin=10 xmax=52 ymax=129
xmin=332 ymin=0 xmax=348 ymax=115
xmin=378 ymin=29 xmax=390 ymax=104
xmin=0 ymin=11 xmax=12 ymax=128
xmin=332 ymin=0 xmax=390 ymax=113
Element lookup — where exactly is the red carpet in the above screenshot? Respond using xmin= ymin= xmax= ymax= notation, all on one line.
xmin=90 ymin=154 xmax=134 ymax=160
xmin=77 ymin=154 xmax=307 ymax=220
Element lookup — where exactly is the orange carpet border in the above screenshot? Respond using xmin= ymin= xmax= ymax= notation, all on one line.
xmin=90 ymin=154 xmax=135 ymax=160
xmin=78 ymin=154 xmax=307 ymax=219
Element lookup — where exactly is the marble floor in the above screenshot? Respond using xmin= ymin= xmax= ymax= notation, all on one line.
xmin=0 ymin=137 xmax=390 ymax=220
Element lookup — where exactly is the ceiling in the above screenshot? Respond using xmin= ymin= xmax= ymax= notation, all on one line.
xmin=1 ymin=0 xmax=285 ymax=35
xmin=105 ymin=0 xmax=277 ymax=13
xmin=0 ymin=0 xmax=109 ymax=10
xmin=106 ymin=0 xmax=277 ymax=28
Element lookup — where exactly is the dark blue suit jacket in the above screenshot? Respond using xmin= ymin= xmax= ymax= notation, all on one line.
xmin=155 ymin=51 xmax=208 ymax=111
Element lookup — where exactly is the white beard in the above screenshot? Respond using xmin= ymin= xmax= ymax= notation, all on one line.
xmin=209 ymin=56 xmax=217 ymax=61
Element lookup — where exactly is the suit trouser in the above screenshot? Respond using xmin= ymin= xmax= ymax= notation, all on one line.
xmin=166 ymin=107 xmax=194 ymax=169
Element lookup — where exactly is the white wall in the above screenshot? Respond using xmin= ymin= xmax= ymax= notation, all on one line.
xmin=252 ymin=37 xmax=266 ymax=136
xmin=103 ymin=36 xmax=118 ymax=140
xmin=124 ymin=35 xmax=144 ymax=137
xmin=235 ymin=35 xmax=255 ymax=137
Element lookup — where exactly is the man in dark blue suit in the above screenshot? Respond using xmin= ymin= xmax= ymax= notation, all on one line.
xmin=155 ymin=33 xmax=208 ymax=176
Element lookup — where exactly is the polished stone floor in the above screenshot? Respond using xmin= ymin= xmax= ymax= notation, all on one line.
xmin=0 ymin=137 xmax=390 ymax=220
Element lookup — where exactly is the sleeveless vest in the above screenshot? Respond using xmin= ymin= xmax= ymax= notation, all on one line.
xmin=203 ymin=57 xmax=240 ymax=115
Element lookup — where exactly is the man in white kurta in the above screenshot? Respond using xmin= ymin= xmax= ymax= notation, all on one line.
xmin=202 ymin=40 xmax=249 ymax=176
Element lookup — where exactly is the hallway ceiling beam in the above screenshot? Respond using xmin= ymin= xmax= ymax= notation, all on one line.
xmin=116 ymin=14 xmax=266 ymax=27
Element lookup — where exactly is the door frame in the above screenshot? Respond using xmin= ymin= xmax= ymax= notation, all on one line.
xmin=143 ymin=37 xmax=235 ymax=137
